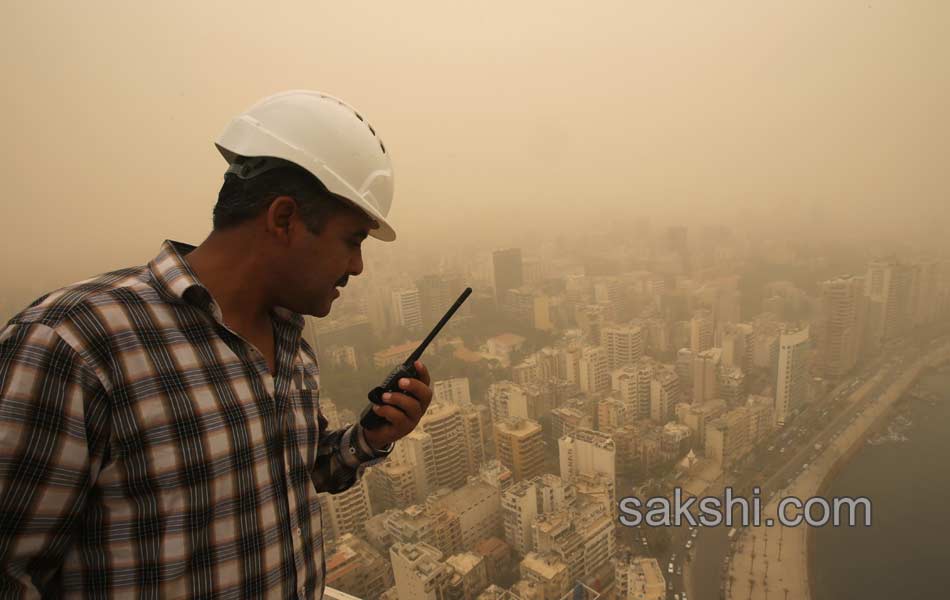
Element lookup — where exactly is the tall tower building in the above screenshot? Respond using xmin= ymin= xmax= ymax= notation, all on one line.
xmin=601 ymin=324 xmax=644 ymax=370
xmin=690 ymin=309 xmax=714 ymax=353
xmin=650 ymin=368 xmax=680 ymax=423
xmin=817 ymin=275 xmax=867 ymax=378
xmin=578 ymin=345 xmax=610 ymax=396
xmin=692 ymin=348 xmax=721 ymax=405
xmin=720 ymin=322 xmax=754 ymax=372
xmin=419 ymin=402 xmax=468 ymax=491
xmin=494 ymin=417 xmax=545 ymax=482
xmin=391 ymin=288 xmax=422 ymax=330
xmin=460 ymin=403 xmax=492 ymax=475
xmin=492 ymin=248 xmax=524 ymax=305
xmin=865 ymin=259 xmax=914 ymax=348
xmin=397 ymin=430 xmax=438 ymax=501
xmin=775 ymin=327 xmax=810 ymax=426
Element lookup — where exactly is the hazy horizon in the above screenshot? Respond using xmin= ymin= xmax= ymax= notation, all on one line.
xmin=4 ymin=0 xmax=949 ymax=305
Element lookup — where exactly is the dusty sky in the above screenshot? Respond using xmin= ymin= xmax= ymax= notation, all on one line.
xmin=3 ymin=0 xmax=949 ymax=305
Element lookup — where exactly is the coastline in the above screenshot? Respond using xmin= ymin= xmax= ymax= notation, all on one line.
xmin=805 ymin=352 xmax=950 ymax=600
xmin=726 ymin=342 xmax=950 ymax=600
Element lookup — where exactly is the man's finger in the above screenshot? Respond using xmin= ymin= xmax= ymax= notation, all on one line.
xmin=397 ymin=378 xmax=430 ymax=408
xmin=414 ymin=361 xmax=431 ymax=386
xmin=383 ymin=392 xmax=423 ymax=422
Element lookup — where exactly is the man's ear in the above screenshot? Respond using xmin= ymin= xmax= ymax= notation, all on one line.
xmin=265 ymin=196 xmax=298 ymax=239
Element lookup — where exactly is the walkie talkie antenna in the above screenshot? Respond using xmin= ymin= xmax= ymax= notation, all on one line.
xmin=405 ymin=287 xmax=472 ymax=365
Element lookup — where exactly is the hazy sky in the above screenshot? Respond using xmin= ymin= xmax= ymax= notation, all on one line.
xmin=3 ymin=0 xmax=949 ymax=300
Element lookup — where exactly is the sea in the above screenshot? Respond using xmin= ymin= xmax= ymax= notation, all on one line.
xmin=811 ymin=367 xmax=950 ymax=599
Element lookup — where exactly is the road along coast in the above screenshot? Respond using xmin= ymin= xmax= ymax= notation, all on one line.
xmin=725 ymin=342 xmax=950 ymax=600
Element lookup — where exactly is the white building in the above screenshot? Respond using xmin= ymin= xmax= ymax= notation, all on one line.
xmin=775 ymin=327 xmax=810 ymax=426
xmin=558 ymin=428 xmax=616 ymax=485
xmin=392 ymin=288 xmax=423 ymax=330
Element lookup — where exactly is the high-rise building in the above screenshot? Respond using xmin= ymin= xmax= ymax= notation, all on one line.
xmin=720 ymin=322 xmax=754 ymax=372
xmin=493 ymin=248 xmax=524 ymax=305
xmin=593 ymin=277 xmax=623 ymax=322
xmin=368 ymin=461 xmax=419 ymax=511
xmin=533 ymin=503 xmax=615 ymax=584
xmin=650 ymin=368 xmax=680 ymax=423
xmin=690 ymin=309 xmax=714 ymax=353
xmin=433 ymin=377 xmax=472 ymax=406
xmin=384 ymin=504 xmax=464 ymax=559
xmin=911 ymin=261 xmax=940 ymax=327
xmin=676 ymin=398 xmax=727 ymax=448
xmin=501 ymin=474 xmax=574 ymax=555
xmin=705 ymin=406 xmax=751 ymax=468
xmin=597 ymin=396 xmax=628 ymax=431
xmin=494 ymin=418 xmax=545 ymax=482
xmin=488 ymin=381 xmax=530 ymax=422
xmin=817 ymin=275 xmax=867 ymax=379
xmin=775 ymin=327 xmax=810 ymax=427
xmin=611 ymin=358 xmax=655 ymax=419
xmin=718 ymin=366 xmax=745 ymax=407
xmin=558 ymin=428 xmax=616 ymax=485
xmin=319 ymin=478 xmax=372 ymax=542
xmin=578 ymin=345 xmax=610 ymax=396
xmin=460 ymin=403 xmax=492 ymax=476
xmin=396 ymin=430 xmax=438 ymax=501
xmin=692 ymin=348 xmax=721 ymax=405
xmin=391 ymin=288 xmax=423 ymax=330
xmin=419 ymin=402 xmax=469 ymax=491
xmin=865 ymin=259 xmax=914 ymax=348
xmin=601 ymin=324 xmax=644 ymax=370
xmin=675 ymin=348 xmax=693 ymax=403
xmin=428 ymin=481 xmax=503 ymax=551
xmin=752 ymin=314 xmax=781 ymax=371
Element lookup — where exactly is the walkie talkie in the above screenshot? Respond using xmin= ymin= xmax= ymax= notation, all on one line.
xmin=360 ymin=287 xmax=473 ymax=430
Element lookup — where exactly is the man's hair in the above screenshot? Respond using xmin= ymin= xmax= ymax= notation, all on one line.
xmin=213 ymin=164 xmax=356 ymax=233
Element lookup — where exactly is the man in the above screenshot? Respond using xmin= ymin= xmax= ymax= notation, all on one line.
xmin=0 ymin=90 xmax=432 ymax=598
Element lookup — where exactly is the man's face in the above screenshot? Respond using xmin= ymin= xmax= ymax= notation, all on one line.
xmin=276 ymin=203 xmax=374 ymax=318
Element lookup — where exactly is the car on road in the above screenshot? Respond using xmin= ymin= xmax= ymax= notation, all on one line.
xmin=685 ymin=540 xmax=693 ymax=549
xmin=668 ymin=563 xmax=673 ymax=574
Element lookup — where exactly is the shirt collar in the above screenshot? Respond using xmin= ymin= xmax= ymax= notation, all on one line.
xmin=147 ymin=239 xmax=304 ymax=332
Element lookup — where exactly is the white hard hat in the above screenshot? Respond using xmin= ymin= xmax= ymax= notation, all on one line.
xmin=215 ymin=90 xmax=396 ymax=241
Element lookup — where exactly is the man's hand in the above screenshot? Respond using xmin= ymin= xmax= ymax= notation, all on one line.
xmin=362 ymin=360 xmax=433 ymax=451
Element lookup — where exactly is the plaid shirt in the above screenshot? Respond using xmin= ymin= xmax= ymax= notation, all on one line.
xmin=0 ymin=240 xmax=391 ymax=599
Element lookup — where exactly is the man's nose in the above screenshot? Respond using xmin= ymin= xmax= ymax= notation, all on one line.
xmin=349 ymin=250 xmax=364 ymax=277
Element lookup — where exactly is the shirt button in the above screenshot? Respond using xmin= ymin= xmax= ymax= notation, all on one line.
xmin=296 ymin=527 xmax=302 ymax=536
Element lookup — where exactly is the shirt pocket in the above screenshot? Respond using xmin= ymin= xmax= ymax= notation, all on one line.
xmin=286 ymin=362 xmax=321 ymax=469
